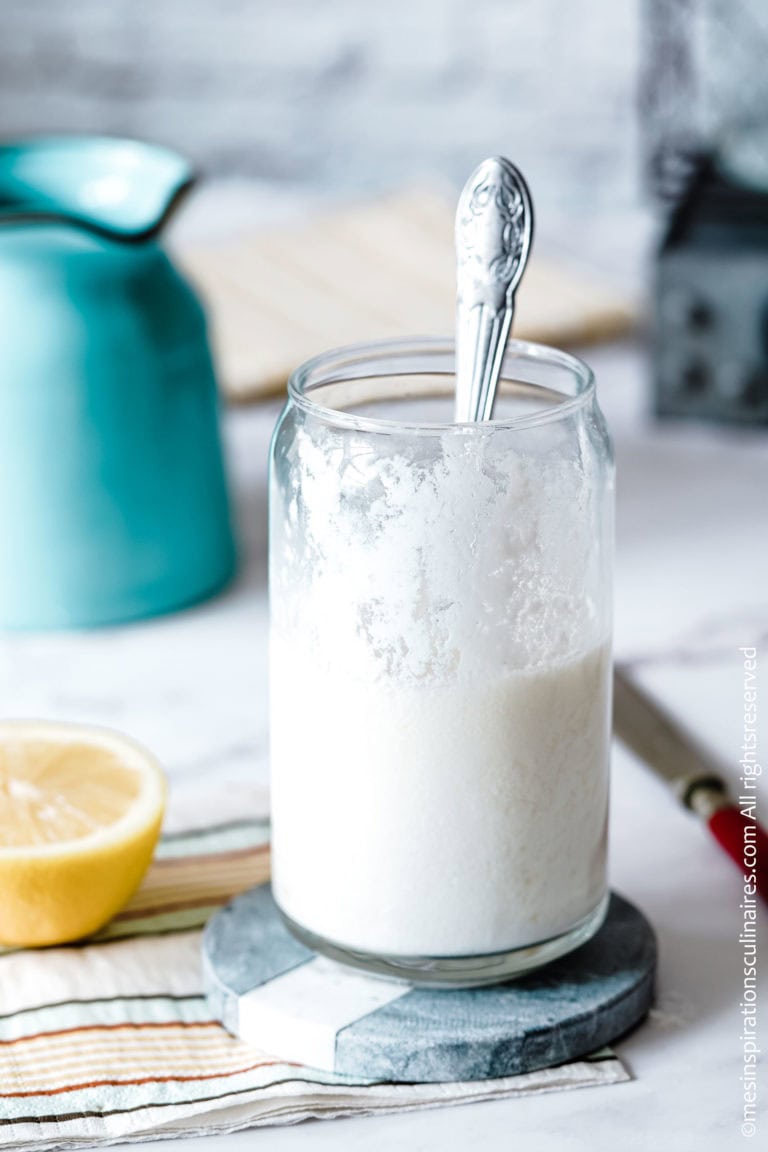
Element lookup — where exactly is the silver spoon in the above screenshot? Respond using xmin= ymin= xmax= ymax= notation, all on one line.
xmin=454 ymin=157 xmax=534 ymax=422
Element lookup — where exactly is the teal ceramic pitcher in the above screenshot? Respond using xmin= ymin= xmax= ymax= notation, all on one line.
xmin=0 ymin=136 xmax=237 ymax=629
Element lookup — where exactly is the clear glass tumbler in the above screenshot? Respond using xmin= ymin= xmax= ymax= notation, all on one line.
xmin=269 ymin=337 xmax=614 ymax=987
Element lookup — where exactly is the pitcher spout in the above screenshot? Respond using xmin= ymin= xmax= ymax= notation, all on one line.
xmin=0 ymin=136 xmax=194 ymax=241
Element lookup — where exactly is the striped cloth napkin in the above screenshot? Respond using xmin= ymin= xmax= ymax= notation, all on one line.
xmin=0 ymin=821 xmax=628 ymax=1149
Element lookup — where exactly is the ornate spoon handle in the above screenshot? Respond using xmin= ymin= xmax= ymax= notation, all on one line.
xmin=454 ymin=157 xmax=534 ymax=422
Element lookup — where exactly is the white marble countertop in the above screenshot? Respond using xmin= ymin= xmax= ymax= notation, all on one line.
xmin=1 ymin=227 xmax=766 ymax=1145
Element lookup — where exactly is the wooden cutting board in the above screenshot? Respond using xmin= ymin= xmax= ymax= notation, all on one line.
xmin=177 ymin=189 xmax=636 ymax=404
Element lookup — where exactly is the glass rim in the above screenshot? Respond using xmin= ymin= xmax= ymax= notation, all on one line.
xmin=286 ymin=336 xmax=596 ymax=434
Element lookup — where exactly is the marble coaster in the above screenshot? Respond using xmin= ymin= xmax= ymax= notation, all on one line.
xmin=202 ymin=887 xmax=655 ymax=1083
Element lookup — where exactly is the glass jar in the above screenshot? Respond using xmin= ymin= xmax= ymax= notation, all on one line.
xmin=269 ymin=337 xmax=614 ymax=987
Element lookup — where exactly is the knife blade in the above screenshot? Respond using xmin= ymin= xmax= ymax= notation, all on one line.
xmin=613 ymin=665 xmax=768 ymax=902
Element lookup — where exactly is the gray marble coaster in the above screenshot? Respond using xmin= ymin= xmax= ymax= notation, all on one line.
xmin=203 ymin=887 xmax=655 ymax=1083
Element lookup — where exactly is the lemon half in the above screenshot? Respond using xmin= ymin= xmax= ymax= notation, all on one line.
xmin=0 ymin=721 xmax=166 ymax=947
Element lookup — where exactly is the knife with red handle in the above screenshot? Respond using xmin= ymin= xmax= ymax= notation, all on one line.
xmin=613 ymin=666 xmax=768 ymax=903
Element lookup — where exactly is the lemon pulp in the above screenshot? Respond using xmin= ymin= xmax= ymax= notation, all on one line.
xmin=0 ymin=722 xmax=166 ymax=947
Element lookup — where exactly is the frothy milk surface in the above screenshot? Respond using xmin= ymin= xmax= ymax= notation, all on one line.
xmin=270 ymin=409 xmax=612 ymax=957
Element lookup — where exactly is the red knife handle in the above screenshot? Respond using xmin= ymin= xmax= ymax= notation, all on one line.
xmin=708 ymin=805 xmax=768 ymax=904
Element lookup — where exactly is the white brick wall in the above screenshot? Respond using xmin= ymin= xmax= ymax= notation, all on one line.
xmin=0 ymin=0 xmax=642 ymax=213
